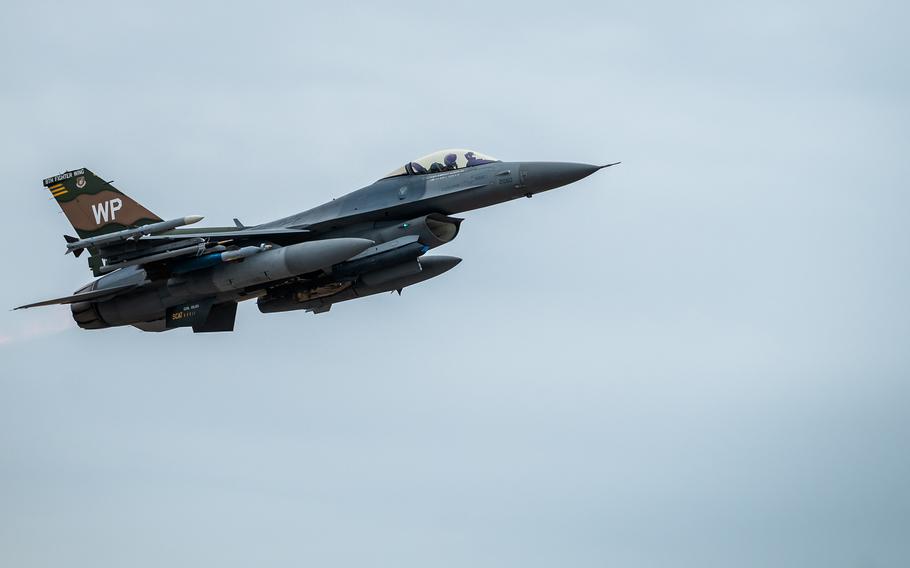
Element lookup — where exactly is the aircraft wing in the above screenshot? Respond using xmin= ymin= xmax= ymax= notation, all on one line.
xmin=79 ymin=226 xmax=312 ymax=276
xmin=141 ymin=227 xmax=311 ymax=243
xmin=14 ymin=283 xmax=138 ymax=310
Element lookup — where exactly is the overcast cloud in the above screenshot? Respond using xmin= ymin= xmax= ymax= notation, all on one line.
xmin=1 ymin=1 xmax=908 ymax=566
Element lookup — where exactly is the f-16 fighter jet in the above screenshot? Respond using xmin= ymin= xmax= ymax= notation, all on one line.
xmin=17 ymin=150 xmax=617 ymax=332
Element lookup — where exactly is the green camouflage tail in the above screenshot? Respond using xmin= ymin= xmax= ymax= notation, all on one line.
xmin=43 ymin=168 xmax=162 ymax=239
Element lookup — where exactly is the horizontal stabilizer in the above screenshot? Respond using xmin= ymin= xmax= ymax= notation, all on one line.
xmin=14 ymin=283 xmax=136 ymax=310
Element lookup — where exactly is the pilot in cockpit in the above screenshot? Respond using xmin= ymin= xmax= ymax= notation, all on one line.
xmin=429 ymin=153 xmax=459 ymax=173
xmin=465 ymin=151 xmax=494 ymax=167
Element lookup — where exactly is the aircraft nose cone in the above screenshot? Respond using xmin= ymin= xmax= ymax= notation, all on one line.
xmin=520 ymin=162 xmax=604 ymax=194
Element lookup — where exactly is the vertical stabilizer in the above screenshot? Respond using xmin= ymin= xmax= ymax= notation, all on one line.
xmin=43 ymin=168 xmax=162 ymax=239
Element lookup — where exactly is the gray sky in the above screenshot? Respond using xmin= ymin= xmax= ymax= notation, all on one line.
xmin=1 ymin=1 xmax=908 ymax=566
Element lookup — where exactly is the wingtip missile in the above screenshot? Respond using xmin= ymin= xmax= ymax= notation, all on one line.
xmin=64 ymin=215 xmax=208 ymax=253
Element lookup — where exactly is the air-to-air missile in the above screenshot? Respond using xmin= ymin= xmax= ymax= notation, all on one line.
xmin=171 ymin=244 xmax=273 ymax=274
xmin=18 ymin=151 xmax=617 ymax=332
xmin=66 ymin=215 xmax=205 ymax=255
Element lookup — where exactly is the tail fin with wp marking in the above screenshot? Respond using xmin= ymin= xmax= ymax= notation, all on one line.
xmin=42 ymin=168 xmax=162 ymax=240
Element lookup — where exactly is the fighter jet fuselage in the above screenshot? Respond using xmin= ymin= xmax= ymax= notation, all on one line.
xmin=19 ymin=150 xmax=616 ymax=332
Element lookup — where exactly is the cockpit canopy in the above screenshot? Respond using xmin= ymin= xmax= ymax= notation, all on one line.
xmin=382 ymin=149 xmax=499 ymax=179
